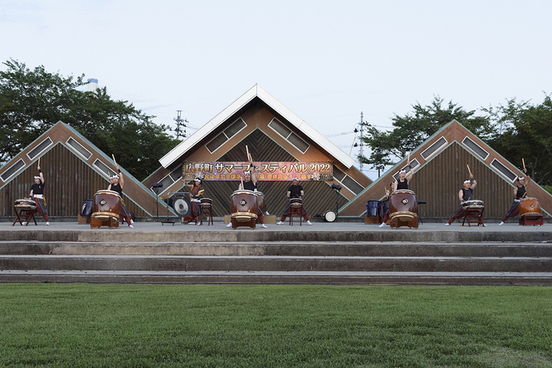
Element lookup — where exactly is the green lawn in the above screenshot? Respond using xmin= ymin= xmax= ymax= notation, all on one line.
xmin=0 ymin=284 xmax=551 ymax=367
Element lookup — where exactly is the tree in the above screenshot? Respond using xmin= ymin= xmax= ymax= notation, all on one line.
xmin=358 ymin=96 xmax=493 ymax=173
xmin=485 ymin=95 xmax=552 ymax=185
xmin=0 ymin=59 xmax=178 ymax=180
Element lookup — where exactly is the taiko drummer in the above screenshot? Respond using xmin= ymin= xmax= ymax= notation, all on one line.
xmin=380 ymin=158 xmax=414 ymax=227
xmin=185 ymin=177 xmax=204 ymax=225
xmin=27 ymin=164 xmax=49 ymax=226
xmin=446 ymin=174 xmax=477 ymax=226
xmin=107 ymin=165 xmax=133 ymax=228
xmin=500 ymin=169 xmax=530 ymax=226
xmin=277 ymin=177 xmax=313 ymax=226
xmin=227 ymin=165 xmax=267 ymax=228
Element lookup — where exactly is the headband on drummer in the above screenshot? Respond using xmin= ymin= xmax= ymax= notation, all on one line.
xmin=34 ymin=175 xmax=41 ymax=180
xmin=243 ymin=170 xmax=251 ymax=176
xmin=399 ymin=169 xmax=406 ymax=174
xmin=463 ymin=180 xmax=471 ymax=184
xmin=110 ymin=174 xmax=120 ymax=180
xmin=518 ymin=176 xmax=525 ymax=180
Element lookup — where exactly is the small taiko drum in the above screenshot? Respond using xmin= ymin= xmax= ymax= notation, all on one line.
xmin=200 ymin=198 xmax=213 ymax=207
xmin=462 ymin=199 xmax=484 ymax=210
xmin=230 ymin=190 xmax=258 ymax=229
xmin=519 ymin=197 xmax=540 ymax=215
xmin=15 ymin=198 xmax=37 ymax=210
xmin=91 ymin=190 xmax=121 ymax=228
xmin=388 ymin=189 xmax=418 ymax=228
xmin=290 ymin=198 xmax=303 ymax=208
xmin=255 ymin=191 xmax=267 ymax=214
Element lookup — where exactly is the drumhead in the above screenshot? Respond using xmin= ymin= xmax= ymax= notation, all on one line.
xmin=232 ymin=190 xmax=255 ymax=195
xmin=323 ymin=210 xmax=337 ymax=222
xmin=173 ymin=197 xmax=191 ymax=217
xmin=96 ymin=190 xmax=120 ymax=196
xmin=392 ymin=189 xmax=415 ymax=195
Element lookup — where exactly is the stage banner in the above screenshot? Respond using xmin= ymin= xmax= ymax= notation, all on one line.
xmin=183 ymin=161 xmax=333 ymax=181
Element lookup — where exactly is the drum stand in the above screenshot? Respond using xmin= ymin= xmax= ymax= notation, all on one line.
xmin=13 ymin=206 xmax=38 ymax=226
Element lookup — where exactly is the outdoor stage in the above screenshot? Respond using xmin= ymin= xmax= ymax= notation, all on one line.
xmin=1 ymin=221 xmax=551 ymax=285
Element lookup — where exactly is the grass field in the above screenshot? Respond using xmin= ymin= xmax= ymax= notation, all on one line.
xmin=0 ymin=284 xmax=551 ymax=368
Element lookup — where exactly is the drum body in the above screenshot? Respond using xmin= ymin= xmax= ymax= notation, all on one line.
xmin=388 ymin=189 xmax=418 ymax=228
xmin=518 ymin=197 xmax=543 ymax=226
xmin=519 ymin=197 xmax=540 ymax=215
xmin=366 ymin=200 xmax=379 ymax=217
xmin=378 ymin=200 xmax=389 ymax=217
xmin=91 ymin=190 xmax=121 ymax=228
xmin=230 ymin=190 xmax=258 ymax=229
xmin=290 ymin=198 xmax=302 ymax=208
xmin=255 ymin=191 xmax=267 ymax=214
xmin=462 ymin=199 xmax=484 ymax=211
xmin=15 ymin=198 xmax=37 ymax=210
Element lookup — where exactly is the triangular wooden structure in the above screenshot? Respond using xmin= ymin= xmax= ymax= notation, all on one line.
xmin=0 ymin=122 xmax=171 ymax=219
xmin=340 ymin=120 xmax=552 ymax=219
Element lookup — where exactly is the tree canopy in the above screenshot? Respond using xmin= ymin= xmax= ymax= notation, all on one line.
xmin=0 ymin=59 xmax=178 ymax=180
xmin=485 ymin=95 xmax=552 ymax=185
xmin=358 ymin=96 xmax=493 ymax=173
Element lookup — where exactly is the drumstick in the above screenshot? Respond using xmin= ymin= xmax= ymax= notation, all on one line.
xmin=466 ymin=164 xmax=472 ymax=177
xmin=112 ymin=154 xmax=117 ymax=167
xmin=240 ymin=174 xmax=244 ymax=189
xmin=246 ymin=145 xmax=252 ymax=162
xmin=522 ymin=158 xmax=526 ymax=171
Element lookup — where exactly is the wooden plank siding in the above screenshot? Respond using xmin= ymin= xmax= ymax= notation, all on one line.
xmin=0 ymin=144 xmax=148 ymax=218
xmin=409 ymin=142 xmax=513 ymax=219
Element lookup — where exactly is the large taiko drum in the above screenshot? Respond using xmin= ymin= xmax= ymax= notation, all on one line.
xmin=230 ymin=190 xmax=258 ymax=229
xmin=519 ymin=197 xmax=541 ymax=215
xmin=388 ymin=189 xmax=418 ymax=228
xmin=91 ymin=190 xmax=121 ymax=228
xmin=518 ymin=197 xmax=543 ymax=226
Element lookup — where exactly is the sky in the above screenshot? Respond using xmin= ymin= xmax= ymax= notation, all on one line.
xmin=2 ymin=0 xmax=552 ymax=179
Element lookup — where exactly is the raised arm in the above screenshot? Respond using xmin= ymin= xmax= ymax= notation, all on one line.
xmin=117 ymin=165 xmax=124 ymax=189
xmin=469 ymin=173 xmax=476 ymax=189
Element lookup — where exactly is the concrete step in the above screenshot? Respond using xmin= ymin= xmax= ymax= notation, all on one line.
xmin=1 ymin=255 xmax=550 ymax=272
xmin=1 ymin=241 xmax=552 ymax=257
xmin=2 ymin=229 xmax=552 ymax=243
xmin=1 ymin=269 xmax=551 ymax=286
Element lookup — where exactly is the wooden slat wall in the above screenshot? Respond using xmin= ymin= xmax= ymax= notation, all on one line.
xmin=0 ymin=144 xmax=147 ymax=218
xmin=409 ymin=142 xmax=513 ymax=219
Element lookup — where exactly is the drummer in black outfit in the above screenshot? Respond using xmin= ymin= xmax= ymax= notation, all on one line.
xmin=380 ymin=159 xmax=414 ymax=227
xmin=107 ymin=164 xmax=133 ymax=228
xmin=446 ymin=174 xmax=481 ymax=225
xmin=27 ymin=164 xmax=49 ymax=226
xmin=392 ymin=158 xmax=414 ymax=192
xmin=227 ymin=165 xmax=267 ymax=228
xmin=277 ymin=177 xmax=312 ymax=225
xmin=500 ymin=169 xmax=530 ymax=225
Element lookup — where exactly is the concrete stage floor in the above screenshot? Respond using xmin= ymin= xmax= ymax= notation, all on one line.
xmin=2 ymin=220 xmax=552 ymax=239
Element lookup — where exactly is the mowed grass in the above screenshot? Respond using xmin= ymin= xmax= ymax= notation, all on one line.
xmin=0 ymin=284 xmax=551 ymax=368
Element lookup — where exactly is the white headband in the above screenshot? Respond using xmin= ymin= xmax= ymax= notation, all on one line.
xmin=244 ymin=170 xmax=251 ymax=175
xmin=519 ymin=176 xmax=525 ymax=180
xmin=110 ymin=174 xmax=119 ymax=179
xmin=34 ymin=176 xmax=41 ymax=179
xmin=399 ymin=169 xmax=406 ymax=173
xmin=463 ymin=180 xmax=471 ymax=184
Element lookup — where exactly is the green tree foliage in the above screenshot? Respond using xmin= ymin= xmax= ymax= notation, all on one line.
xmin=0 ymin=59 xmax=178 ymax=180
xmin=485 ymin=95 xmax=552 ymax=185
xmin=359 ymin=97 xmax=493 ymax=173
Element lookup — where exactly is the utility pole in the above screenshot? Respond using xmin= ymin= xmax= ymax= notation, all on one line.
xmin=359 ymin=112 xmax=365 ymax=171
xmin=174 ymin=110 xmax=189 ymax=140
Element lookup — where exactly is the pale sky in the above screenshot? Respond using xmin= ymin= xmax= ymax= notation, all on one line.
xmin=2 ymin=0 xmax=551 ymax=179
